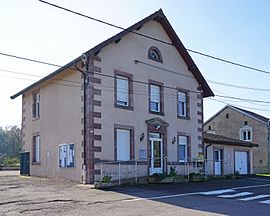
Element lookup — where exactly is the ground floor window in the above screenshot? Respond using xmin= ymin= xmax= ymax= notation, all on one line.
xmin=59 ymin=144 xmax=75 ymax=168
xmin=178 ymin=135 xmax=188 ymax=162
xmin=116 ymin=129 xmax=130 ymax=161
xmin=32 ymin=135 xmax=40 ymax=163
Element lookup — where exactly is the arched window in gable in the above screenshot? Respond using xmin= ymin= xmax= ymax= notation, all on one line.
xmin=148 ymin=46 xmax=163 ymax=63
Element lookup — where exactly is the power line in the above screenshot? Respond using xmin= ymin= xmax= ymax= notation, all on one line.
xmin=215 ymin=94 xmax=270 ymax=104
xmin=38 ymin=0 xmax=270 ymax=77
xmin=207 ymin=98 xmax=270 ymax=112
xmin=3 ymin=52 xmax=270 ymax=104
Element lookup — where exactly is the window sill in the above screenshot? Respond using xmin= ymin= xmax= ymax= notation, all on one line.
xmin=32 ymin=116 xmax=40 ymax=122
xmin=32 ymin=162 xmax=41 ymax=165
xmin=177 ymin=115 xmax=190 ymax=120
xmin=114 ymin=104 xmax=134 ymax=111
xmin=149 ymin=110 xmax=164 ymax=116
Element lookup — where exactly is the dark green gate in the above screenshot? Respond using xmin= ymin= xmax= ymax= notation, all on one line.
xmin=20 ymin=152 xmax=30 ymax=176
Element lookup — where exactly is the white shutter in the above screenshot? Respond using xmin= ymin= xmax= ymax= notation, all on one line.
xmin=35 ymin=135 xmax=40 ymax=163
xmin=117 ymin=76 xmax=128 ymax=105
xmin=117 ymin=129 xmax=130 ymax=161
xmin=151 ymin=85 xmax=160 ymax=103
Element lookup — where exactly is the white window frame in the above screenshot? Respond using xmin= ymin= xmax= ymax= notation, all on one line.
xmin=33 ymin=92 xmax=40 ymax=118
xmin=150 ymin=84 xmax=161 ymax=112
xmin=116 ymin=129 xmax=130 ymax=161
xmin=239 ymin=126 xmax=252 ymax=142
xmin=116 ymin=75 xmax=129 ymax=106
xmin=33 ymin=135 xmax=40 ymax=163
xmin=178 ymin=135 xmax=188 ymax=162
xmin=59 ymin=143 xmax=75 ymax=168
xmin=178 ymin=91 xmax=187 ymax=117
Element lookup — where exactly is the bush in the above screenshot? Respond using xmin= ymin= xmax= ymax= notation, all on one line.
xmin=2 ymin=157 xmax=20 ymax=167
xmin=102 ymin=175 xmax=112 ymax=183
xmin=169 ymin=167 xmax=177 ymax=177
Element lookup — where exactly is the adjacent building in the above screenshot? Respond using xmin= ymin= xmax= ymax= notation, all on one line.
xmin=204 ymin=105 xmax=269 ymax=174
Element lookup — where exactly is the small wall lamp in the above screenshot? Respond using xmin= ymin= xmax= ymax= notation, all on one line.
xmin=140 ymin=132 xmax=145 ymax=141
xmin=172 ymin=136 xmax=176 ymax=144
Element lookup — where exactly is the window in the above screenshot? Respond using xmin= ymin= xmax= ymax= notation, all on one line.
xmin=32 ymin=92 xmax=40 ymax=118
xmin=33 ymin=135 xmax=40 ymax=163
xmin=148 ymin=46 xmax=163 ymax=63
xmin=240 ymin=127 xmax=252 ymax=142
xmin=226 ymin=113 xmax=229 ymax=119
xmin=150 ymin=84 xmax=161 ymax=112
xmin=178 ymin=135 xmax=188 ymax=162
xmin=116 ymin=75 xmax=129 ymax=106
xmin=178 ymin=91 xmax=187 ymax=117
xmin=114 ymin=70 xmax=133 ymax=110
xmin=59 ymin=144 xmax=75 ymax=168
xmin=116 ymin=129 xmax=130 ymax=161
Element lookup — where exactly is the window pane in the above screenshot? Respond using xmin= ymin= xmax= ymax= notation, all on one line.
xmin=178 ymin=92 xmax=187 ymax=116
xmin=150 ymin=85 xmax=160 ymax=103
xmin=117 ymin=129 xmax=130 ymax=161
xmin=179 ymin=145 xmax=186 ymax=161
xmin=117 ymin=76 xmax=129 ymax=106
xmin=178 ymin=135 xmax=187 ymax=161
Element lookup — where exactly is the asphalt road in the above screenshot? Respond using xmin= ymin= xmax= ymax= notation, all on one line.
xmin=1 ymin=171 xmax=270 ymax=215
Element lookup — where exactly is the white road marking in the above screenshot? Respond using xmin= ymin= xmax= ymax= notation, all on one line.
xmin=123 ymin=192 xmax=199 ymax=202
xmin=259 ymin=200 xmax=270 ymax=204
xmin=200 ymin=189 xmax=235 ymax=195
xmin=218 ymin=192 xmax=253 ymax=198
xmin=232 ymin=183 xmax=270 ymax=190
xmin=239 ymin=195 xmax=270 ymax=201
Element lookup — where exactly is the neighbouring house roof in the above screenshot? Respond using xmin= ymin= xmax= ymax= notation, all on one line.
xmin=11 ymin=9 xmax=214 ymax=99
xmin=204 ymin=132 xmax=258 ymax=148
xmin=204 ymin=105 xmax=270 ymax=126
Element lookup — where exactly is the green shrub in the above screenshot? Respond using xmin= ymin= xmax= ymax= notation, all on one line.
xmin=102 ymin=175 xmax=112 ymax=183
xmin=3 ymin=157 xmax=20 ymax=167
xmin=169 ymin=167 xmax=177 ymax=177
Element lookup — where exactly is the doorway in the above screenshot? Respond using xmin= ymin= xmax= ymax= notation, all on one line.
xmin=149 ymin=135 xmax=163 ymax=175
xmin=214 ymin=149 xmax=222 ymax=175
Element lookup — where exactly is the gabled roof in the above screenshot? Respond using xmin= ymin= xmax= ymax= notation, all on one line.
xmin=230 ymin=105 xmax=269 ymax=123
xmin=11 ymin=9 xmax=214 ymax=99
xmin=204 ymin=105 xmax=269 ymax=126
xmin=204 ymin=132 xmax=258 ymax=148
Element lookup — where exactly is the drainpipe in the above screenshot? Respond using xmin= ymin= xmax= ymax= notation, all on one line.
xmin=268 ymin=120 xmax=270 ymax=171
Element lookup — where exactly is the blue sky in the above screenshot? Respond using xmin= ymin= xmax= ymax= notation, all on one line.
xmin=1 ymin=0 xmax=270 ymax=127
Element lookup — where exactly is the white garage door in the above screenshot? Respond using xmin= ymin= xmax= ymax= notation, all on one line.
xmin=235 ymin=151 xmax=248 ymax=174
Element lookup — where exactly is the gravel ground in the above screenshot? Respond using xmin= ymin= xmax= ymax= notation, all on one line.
xmin=0 ymin=172 xmax=225 ymax=216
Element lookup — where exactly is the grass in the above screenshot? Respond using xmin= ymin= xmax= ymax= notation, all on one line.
xmin=256 ymin=174 xmax=270 ymax=177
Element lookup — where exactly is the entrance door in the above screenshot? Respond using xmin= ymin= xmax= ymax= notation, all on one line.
xmin=149 ymin=137 xmax=163 ymax=175
xmin=20 ymin=152 xmax=30 ymax=176
xmin=214 ymin=149 xmax=222 ymax=175
xmin=235 ymin=151 xmax=248 ymax=174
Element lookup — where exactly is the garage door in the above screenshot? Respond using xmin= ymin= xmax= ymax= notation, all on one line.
xmin=235 ymin=151 xmax=248 ymax=174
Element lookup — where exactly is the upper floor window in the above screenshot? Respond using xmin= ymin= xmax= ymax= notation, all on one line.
xmin=116 ymin=75 xmax=129 ymax=106
xmin=115 ymin=70 xmax=133 ymax=110
xmin=148 ymin=46 xmax=163 ymax=63
xmin=32 ymin=135 xmax=40 ymax=164
xmin=32 ymin=92 xmax=40 ymax=118
xmin=150 ymin=84 xmax=161 ymax=113
xmin=240 ymin=126 xmax=252 ymax=142
xmin=178 ymin=91 xmax=187 ymax=117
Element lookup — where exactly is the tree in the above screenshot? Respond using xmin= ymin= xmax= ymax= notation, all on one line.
xmin=0 ymin=126 xmax=21 ymax=162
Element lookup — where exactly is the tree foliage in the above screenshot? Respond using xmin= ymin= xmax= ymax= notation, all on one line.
xmin=0 ymin=126 xmax=21 ymax=161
